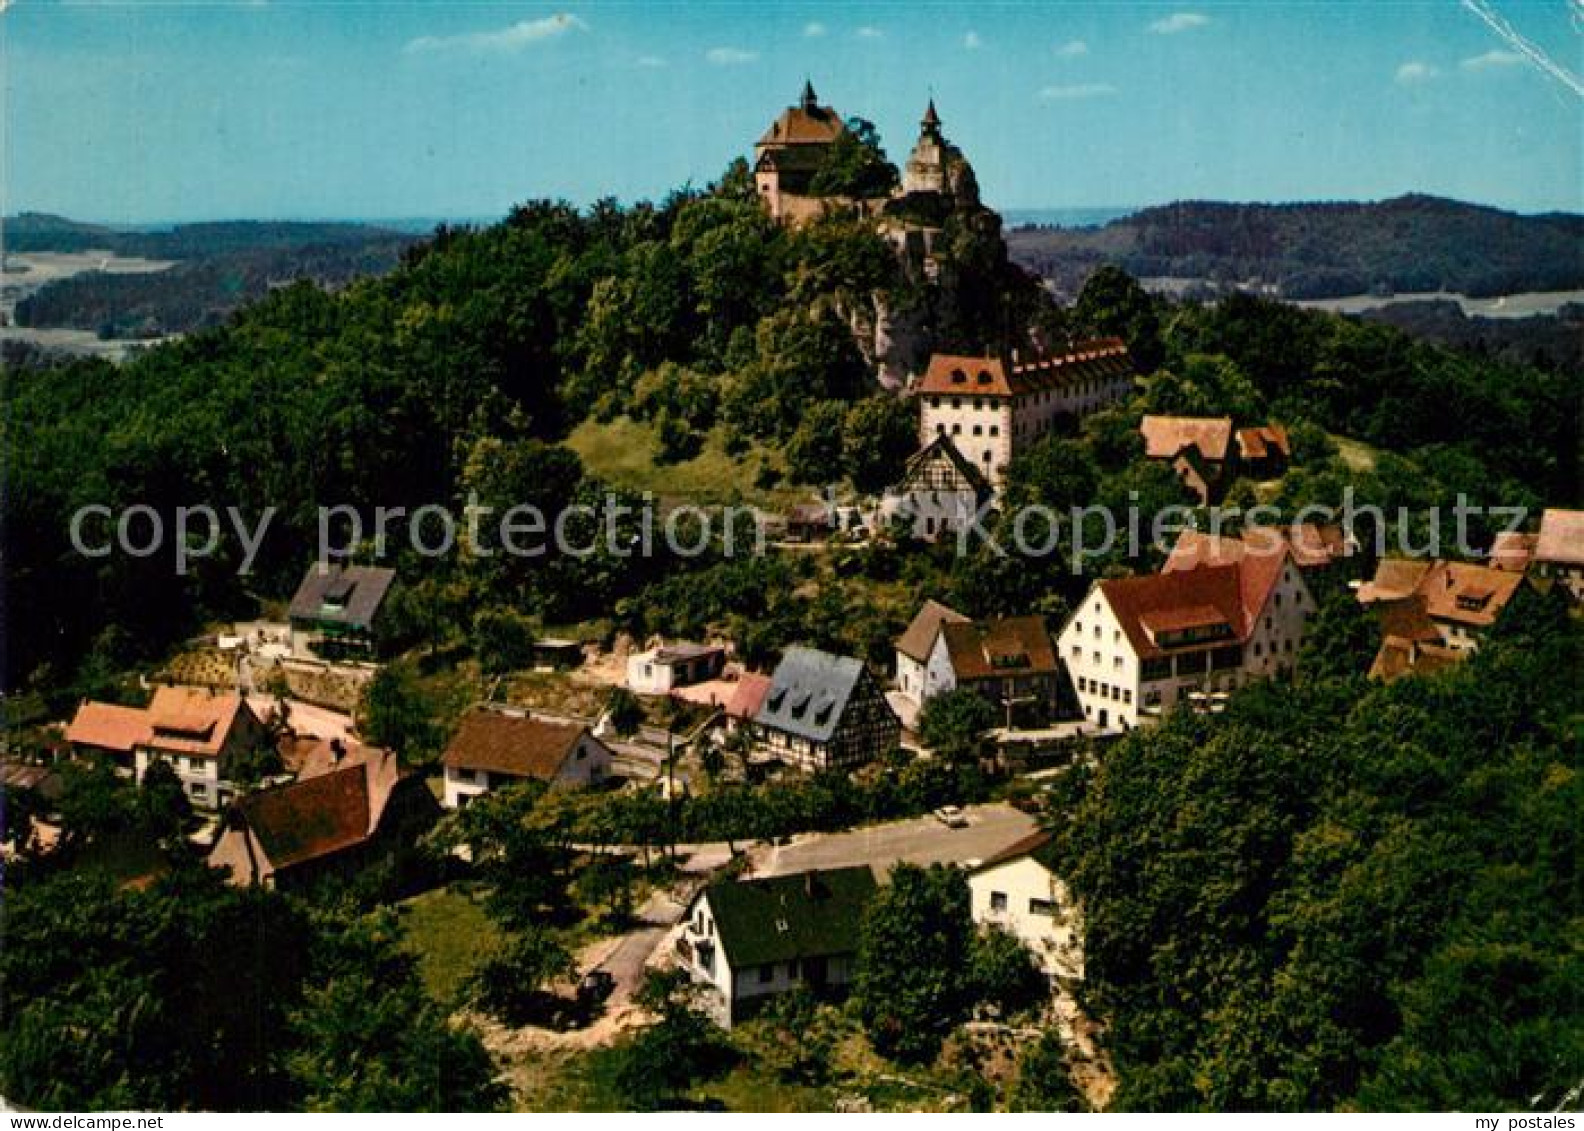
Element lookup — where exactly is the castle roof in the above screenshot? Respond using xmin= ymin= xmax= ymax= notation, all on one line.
xmin=916 ymin=338 xmax=1132 ymax=398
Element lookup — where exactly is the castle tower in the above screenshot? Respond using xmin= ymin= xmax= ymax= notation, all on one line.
xmin=754 ymin=81 xmax=846 ymax=221
xmin=901 ymin=98 xmax=978 ymax=204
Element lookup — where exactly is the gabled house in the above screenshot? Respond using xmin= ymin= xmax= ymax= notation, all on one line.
xmin=878 ymin=435 xmax=993 ymax=541
xmin=1058 ymin=545 xmax=1315 ymax=730
xmin=1358 ymin=558 xmax=1525 ymax=677
xmin=968 ymin=831 xmax=1083 ymax=980
xmin=938 ymin=617 xmax=1063 ymax=729
xmin=895 ymin=599 xmax=971 ymax=706
xmin=133 ymin=687 xmax=272 ymax=809
xmin=65 ymin=701 xmax=152 ymax=771
xmin=287 ymin=564 xmax=396 ymax=661
xmin=1533 ymin=509 xmax=1584 ymax=601
xmin=208 ymin=742 xmax=437 ymax=889
xmin=752 ymin=646 xmax=900 ymax=772
xmin=676 ymin=865 xmax=878 ymax=1027
xmin=1234 ymin=424 xmax=1292 ymax=479
xmin=440 ymin=708 xmax=612 ymax=809
xmin=1139 ymin=415 xmax=1235 ymax=505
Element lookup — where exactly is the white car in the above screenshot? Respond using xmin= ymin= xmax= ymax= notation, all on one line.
xmin=934 ymin=805 xmax=969 ymax=828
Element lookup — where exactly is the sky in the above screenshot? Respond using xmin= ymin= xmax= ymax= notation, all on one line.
xmin=4 ymin=1 xmax=1581 ymax=223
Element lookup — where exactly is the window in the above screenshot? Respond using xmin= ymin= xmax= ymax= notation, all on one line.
xmin=1029 ymin=898 xmax=1057 ymax=917
xmin=972 ymin=425 xmax=982 ymax=436
xmin=990 ymin=892 xmax=1008 ymax=912
xmin=989 ymin=425 xmax=999 ymax=436
xmin=759 ymin=965 xmax=774 ymax=984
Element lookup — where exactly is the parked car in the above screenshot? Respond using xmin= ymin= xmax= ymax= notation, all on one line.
xmin=933 ymin=805 xmax=968 ymax=828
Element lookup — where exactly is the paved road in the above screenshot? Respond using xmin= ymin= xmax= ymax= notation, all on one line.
xmin=752 ymin=802 xmax=1039 ymax=878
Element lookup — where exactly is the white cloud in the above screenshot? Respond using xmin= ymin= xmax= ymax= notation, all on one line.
xmin=1055 ymin=39 xmax=1089 ymax=57
xmin=855 ymin=26 xmax=884 ymax=40
xmin=405 ymin=12 xmax=588 ymax=55
xmin=1147 ymin=12 xmax=1208 ymax=35
xmin=706 ymin=46 xmax=759 ymax=65
xmin=1038 ymin=82 xmax=1118 ymax=101
xmin=803 ymin=21 xmax=827 ymax=38
xmin=964 ymin=30 xmax=984 ymax=50
xmin=1460 ymin=49 xmax=1524 ymax=71
xmin=1395 ymin=61 xmax=1439 ymax=85
xmin=635 ymin=54 xmax=667 ymax=68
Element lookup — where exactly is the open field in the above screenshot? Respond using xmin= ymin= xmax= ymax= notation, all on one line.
xmin=566 ymin=417 xmax=806 ymax=510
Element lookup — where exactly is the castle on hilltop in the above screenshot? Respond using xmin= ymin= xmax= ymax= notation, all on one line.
xmin=753 ymin=82 xmax=982 ymax=227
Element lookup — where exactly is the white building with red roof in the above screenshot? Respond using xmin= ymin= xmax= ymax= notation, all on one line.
xmin=1057 ymin=542 xmax=1315 ymax=730
xmin=915 ymin=339 xmax=1133 ymax=485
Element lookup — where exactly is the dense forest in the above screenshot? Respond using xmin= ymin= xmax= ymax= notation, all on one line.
xmin=1007 ymin=194 xmax=1584 ymax=299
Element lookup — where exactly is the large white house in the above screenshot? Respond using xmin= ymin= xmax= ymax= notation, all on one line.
xmin=915 ymin=340 xmax=1134 ymax=486
xmin=968 ymin=831 xmax=1083 ymax=981
xmin=439 ymin=708 xmax=612 ymax=809
xmin=675 ymin=865 xmax=878 ymax=1028
xmin=1058 ymin=539 xmax=1314 ymax=730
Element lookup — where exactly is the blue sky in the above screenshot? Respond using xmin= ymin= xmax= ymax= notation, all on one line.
xmin=6 ymin=1 xmax=1581 ymax=222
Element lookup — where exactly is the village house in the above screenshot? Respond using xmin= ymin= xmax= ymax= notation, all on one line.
xmin=286 ymin=563 xmax=397 ymax=661
xmin=877 ymin=434 xmax=994 ymax=541
xmin=968 ymin=831 xmax=1083 ymax=981
xmin=1488 ymin=508 xmax=1584 ymax=602
xmin=64 ymin=700 xmax=153 ymax=771
xmin=136 ymin=687 xmax=271 ymax=809
xmin=915 ymin=340 xmax=1134 ymax=487
xmin=1233 ymin=424 xmax=1292 ymax=479
xmin=752 ymin=646 xmax=900 ymax=772
xmin=625 ymin=642 xmax=728 ymax=695
xmin=440 ymin=707 xmax=613 ymax=809
xmin=894 ymin=600 xmax=1062 ymax=728
xmin=895 ymin=599 xmax=972 ymax=706
xmin=1358 ymin=558 xmax=1526 ymax=680
xmin=675 ymin=865 xmax=878 ymax=1028
xmin=1058 ymin=544 xmax=1315 ymax=730
xmin=208 ymin=739 xmax=437 ymax=890
xmin=1138 ymin=415 xmax=1235 ymax=505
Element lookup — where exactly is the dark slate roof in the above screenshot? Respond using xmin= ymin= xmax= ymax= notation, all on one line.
xmin=287 ymin=564 xmax=396 ymax=631
xmin=753 ymin=646 xmax=870 ymax=744
xmin=703 ymin=866 xmax=878 ymax=969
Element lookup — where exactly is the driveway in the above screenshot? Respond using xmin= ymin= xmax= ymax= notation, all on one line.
xmin=751 ymin=802 xmax=1039 ymax=879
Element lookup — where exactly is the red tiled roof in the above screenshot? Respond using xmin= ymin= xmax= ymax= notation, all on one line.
xmin=915 ymin=339 xmax=1131 ymax=399
xmin=143 ymin=687 xmax=253 ymax=758
xmin=1235 ymin=424 xmax=1291 ymax=462
xmin=1102 ymin=546 xmax=1294 ymax=661
xmin=757 ymin=104 xmax=845 ymax=148
xmin=896 ymin=599 xmax=969 ymax=662
xmin=1489 ymin=530 xmax=1538 ymax=572
xmin=66 ymin=701 xmax=151 ymax=754
xmin=1535 ymin=508 xmax=1584 ymax=567
xmin=440 ymin=710 xmax=592 ymax=780
xmin=941 ymin=617 xmax=1059 ymax=679
xmin=726 ymin=673 xmax=773 ymax=720
xmin=1417 ymin=561 xmax=1524 ymax=628
xmin=1140 ymin=416 xmax=1234 ymax=463
xmin=1358 ymin=558 xmax=1434 ymax=604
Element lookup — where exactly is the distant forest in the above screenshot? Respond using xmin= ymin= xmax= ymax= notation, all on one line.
xmin=7 ymin=213 xmax=416 ymax=337
xmin=1006 ymin=194 xmax=1584 ymax=300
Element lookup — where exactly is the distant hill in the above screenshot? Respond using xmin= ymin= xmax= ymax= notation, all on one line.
xmin=1005 ymin=194 xmax=1584 ymax=300
xmin=4 ymin=212 xmax=415 ymax=258
xmin=6 ymin=213 xmax=418 ymax=337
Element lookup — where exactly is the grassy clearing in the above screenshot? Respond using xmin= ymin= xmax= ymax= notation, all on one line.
xmin=565 ymin=417 xmax=804 ymax=510
xmin=1331 ymin=433 xmax=1381 ymax=473
xmin=398 ymin=886 xmax=507 ymax=1004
